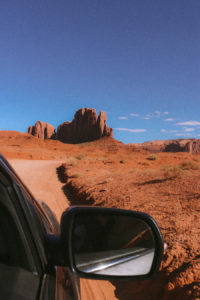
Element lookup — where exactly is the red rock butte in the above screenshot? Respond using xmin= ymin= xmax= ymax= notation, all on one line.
xmin=27 ymin=108 xmax=113 ymax=144
xmin=28 ymin=121 xmax=56 ymax=140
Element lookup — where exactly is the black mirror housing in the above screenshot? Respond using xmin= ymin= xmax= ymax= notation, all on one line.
xmin=60 ymin=206 xmax=163 ymax=280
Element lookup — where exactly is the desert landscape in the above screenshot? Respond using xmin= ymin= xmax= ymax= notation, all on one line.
xmin=1 ymin=1 xmax=199 ymax=298
xmin=1 ymin=111 xmax=200 ymax=300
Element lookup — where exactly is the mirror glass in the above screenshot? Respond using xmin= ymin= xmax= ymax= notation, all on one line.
xmin=72 ymin=212 xmax=155 ymax=276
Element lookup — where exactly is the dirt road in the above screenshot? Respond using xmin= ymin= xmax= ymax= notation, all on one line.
xmin=9 ymin=159 xmax=69 ymax=221
xmin=8 ymin=159 xmax=117 ymax=300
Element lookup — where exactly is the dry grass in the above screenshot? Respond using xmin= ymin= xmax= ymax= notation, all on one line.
xmin=161 ymin=160 xmax=200 ymax=179
xmin=75 ymin=153 xmax=86 ymax=160
xmin=147 ymin=154 xmax=159 ymax=161
xmin=179 ymin=160 xmax=200 ymax=170
xmin=66 ymin=157 xmax=78 ymax=167
xmin=129 ymin=168 xmax=138 ymax=174
xmin=161 ymin=164 xmax=185 ymax=179
xmin=96 ymin=156 xmax=108 ymax=161
xmin=143 ymin=168 xmax=157 ymax=174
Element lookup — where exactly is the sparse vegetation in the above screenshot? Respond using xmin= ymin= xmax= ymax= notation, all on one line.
xmin=75 ymin=153 xmax=86 ymax=160
xmin=193 ymin=157 xmax=200 ymax=162
xmin=143 ymin=168 xmax=157 ymax=174
xmin=161 ymin=159 xmax=200 ymax=179
xmin=66 ymin=157 xmax=78 ymax=167
xmin=129 ymin=168 xmax=138 ymax=174
xmin=162 ymin=164 xmax=185 ymax=179
xmin=96 ymin=156 xmax=107 ymax=161
xmin=138 ymin=161 xmax=150 ymax=166
xmin=104 ymin=177 xmax=113 ymax=183
xmin=179 ymin=160 xmax=200 ymax=170
xmin=147 ymin=154 xmax=159 ymax=161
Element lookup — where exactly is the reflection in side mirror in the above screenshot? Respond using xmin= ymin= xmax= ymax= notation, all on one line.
xmin=61 ymin=207 xmax=163 ymax=280
xmin=72 ymin=213 xmax=155 ymax=277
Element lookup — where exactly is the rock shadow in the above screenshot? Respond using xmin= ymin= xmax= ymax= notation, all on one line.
xmin=56 ymin=165 xmax=94 ymax=206
xmin=56 ymin=164 xmax=68 ymax=183
xmin=138 ymin=178 xmax=171 ymax=186
xmin=168 ymin=253 xmax=200 ymax=281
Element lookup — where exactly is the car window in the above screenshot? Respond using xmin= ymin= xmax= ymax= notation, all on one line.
xmin=15 ymin=180 xmax=55 ymax=234
xmin=0 ymin=203 xmax=28 ymax=268
xmin=0 ymin=180 xmax=41 ymax=300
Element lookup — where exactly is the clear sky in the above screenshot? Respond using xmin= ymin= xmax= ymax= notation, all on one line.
xmin=0 ymin=0 xmax=200 ymax=144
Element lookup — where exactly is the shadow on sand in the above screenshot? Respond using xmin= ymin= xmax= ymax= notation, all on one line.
xmin=56 ymin=165 xmax=94 ymax=206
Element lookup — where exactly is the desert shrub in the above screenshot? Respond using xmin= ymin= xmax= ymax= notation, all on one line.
xmin=179 ymin=160 xmax=200 ymax=170
xmin=75 ymin=153 xmax=86 ymax=160
xmin=143 ymin=168 xmax=156 ymax=174
xmin=193 ymin=157 xmax=200 ymax=162
xmin=162 ymin=164 xmax=184 ymax=179
xmin=104 ymin=177 xmax=113 ymax=183
xmin=147 ymin=154 xmax=159 ymax=161
xmin=96 ymin=156 xmax=107 ymax=161
xmin=66 ymin=157 xmax=78 ymax=167
xmin=129 ymin=169 xmax=138 ymax=174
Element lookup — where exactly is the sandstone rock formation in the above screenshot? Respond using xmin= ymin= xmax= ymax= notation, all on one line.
xmin=27 ymin=121 xmax=56 ymax=139
xmin=184 ymin=139 xmax=200 ymax=154
xmin=131 ymin=139 xmax=200 ymax=154
xmin=163 ymin=139 xmax=200 ymax=154
xmin=57 ymin=108 xmax=113 ymax=143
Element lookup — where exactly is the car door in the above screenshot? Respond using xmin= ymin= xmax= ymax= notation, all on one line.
xmin=0 ymin=167 xmax=44 ymax=300
xmin=0 ymin=160 xmax=80 ymax=300
xmin=16 ymin=184 xmax=81 ymax=300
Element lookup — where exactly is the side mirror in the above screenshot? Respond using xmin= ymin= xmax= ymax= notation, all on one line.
xmin=61 ymin=206 xmax=163 ymax=280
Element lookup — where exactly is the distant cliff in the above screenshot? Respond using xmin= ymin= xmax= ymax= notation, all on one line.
xmin=130 ymin=139 xmax=200 ymax=154
xmin=27 ymin=108 xmax=113 ymax=143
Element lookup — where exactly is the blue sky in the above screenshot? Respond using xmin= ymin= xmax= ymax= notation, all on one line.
xmin=0 ymin=0 xmax=200 ymax=144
